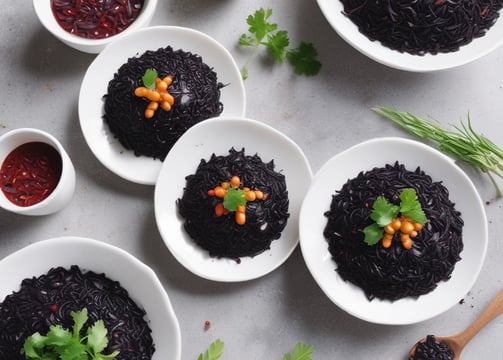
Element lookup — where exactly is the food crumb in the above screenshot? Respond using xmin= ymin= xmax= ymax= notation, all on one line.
xmin=204 ymin=320 xmax=211 ymax=331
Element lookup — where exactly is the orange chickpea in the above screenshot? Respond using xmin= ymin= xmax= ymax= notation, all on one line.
xmin=235 ymin=211 xmax=246 ymax=225
xmin=230 ymin=176 xmax=240 ymax=188
xmin=214 ymin=186 xmax=226 ymax=198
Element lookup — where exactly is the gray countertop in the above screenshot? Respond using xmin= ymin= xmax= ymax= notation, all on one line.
xmin=2 ymin=1 xmax=503 ymax=359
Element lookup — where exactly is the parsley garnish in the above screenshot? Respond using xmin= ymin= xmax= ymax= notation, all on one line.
xmin=239 ymin=8 xmax=321 ymax=79
xmin=23 ymin=308 xmax=119 ymax=360
xmin=142 ymin=68 xmax=158 ymax=90
xmin=223 ymin=188 xmax=246 ymax=212
xmin=198 ymin=339 xmax=224 ymax=360
xmin=283 ymin=342 xmax=314 ymax=360
xmin=363 ymin=188 xmax=426 ymax=246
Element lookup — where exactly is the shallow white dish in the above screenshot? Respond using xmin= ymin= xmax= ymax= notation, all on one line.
xmin=154 ymin=117 xmax=312 ymax=282
xmin=317 ymin=0 xmax=503 ymax=72
xmin=299 ymin=137 xmax=487 ymax=325
xmin=0 ymin=236 xmax=182 ymax=359
xmin=79 ymin=26 xmax=246 ymax=185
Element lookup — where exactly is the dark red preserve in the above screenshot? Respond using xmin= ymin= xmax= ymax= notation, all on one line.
xmin=50 ymin=0 xmax=145 ymax=40
xmin=0 ymin=142 xmax=62 ymax=207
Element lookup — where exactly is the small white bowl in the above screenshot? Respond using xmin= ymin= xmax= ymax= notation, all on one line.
xmin=0 ymin=236 xmax=182 ymax=360
xmin=317 ymin=0 xmax=503 ymax=72
xmin=154 ymin=117 xmax=312 ymax=282
xmin=32 ymin=0 xmax=158 ymax=54
xmin=0 ymin=128 xmax=75 ymax=216
xmin=299 ymin=137 xmax=487 ymax=324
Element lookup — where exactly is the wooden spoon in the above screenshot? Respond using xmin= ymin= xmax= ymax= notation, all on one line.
xmin=409 ymin=289 xmax=503 ymax=359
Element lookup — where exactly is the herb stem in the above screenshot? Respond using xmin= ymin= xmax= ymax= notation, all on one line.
xmin=373 ymin=106 xmax=503 ymax=198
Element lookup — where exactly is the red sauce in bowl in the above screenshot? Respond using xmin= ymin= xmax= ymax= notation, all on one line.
xmin=50 ymin=0 xmax=145 ymax=40
xmin=0 ymin=142 xmax=62 ymax=207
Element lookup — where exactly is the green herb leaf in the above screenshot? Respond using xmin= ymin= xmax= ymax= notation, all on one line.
xmin=373 ymin=106 xmax=503 ymax=197
xmin=286 ymin=42 xmax=322 ymax=76
xmin=239 ymin=8 xmax=321 ymax=79
xmin=198 ymin=339 xmax=224 ymax=360
xmin=142 ymin=68 xmax=158 ymax=90
xmin=369 ymin=196 xmax=400 ymax=227
xmin=399 ymin=189 xmax=427 ymax=224
xmin=223 ymin=188 xmax=246 ymax=211
xmin=283 ymin=342 xmax=314 ymax=360
xmin=363 ymin=223 xmax=385 ymax=246
xmin=23 ymin=308 xmax=119 ymax=360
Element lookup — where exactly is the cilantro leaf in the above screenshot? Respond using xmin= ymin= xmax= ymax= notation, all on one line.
xmin=363 ymin=223 xmax=384 ymax=246
xmin=266 ymin=30 xmax=289 ymax=62
xmin=142 ymin=68 xmax=157 ymax=90
xmin=198 ymin=339 xmax=224 ymax=360
xmin=46 ymin=325 xmax=73 ymax=347
xmin=239 ymin=8 xmax=321 ymax=79
xmin=399 ymin=189 xmax=427 ymax=224
xmin=23 ymin=333 xmax=47 ymax=359
xmin=223 ymin=188 xmax=246 ymax=211
xmin=71 ymin=308 xmax=88 ymax=338
xmin=87 ymin=320 xmax=109 ymax=354
xmin=283 ymin=342 xmax=314 ymax=360
xmin=369 ymin=196 xmax=400 ymax=227
xmin=246 ymin=8 xmax=276 ymax=42
xmin=286 ymin=42 xmax=322 ymax=76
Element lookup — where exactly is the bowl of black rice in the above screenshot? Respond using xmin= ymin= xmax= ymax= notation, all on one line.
xmin=79 ymin=26 xmax=246 ymax=185
xmin=154 ymin=117 xmax=312 ymax=282
xmin=0 ymin=236 xmax=182 ymax=359
xmin=299 ymin=137 xmax=487 ymax=324
xmin=317 ymin=0 xmax=503 ymax=71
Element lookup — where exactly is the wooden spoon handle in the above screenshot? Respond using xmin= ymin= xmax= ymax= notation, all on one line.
xmin=453 ymin=289 xmax=503 ymax=348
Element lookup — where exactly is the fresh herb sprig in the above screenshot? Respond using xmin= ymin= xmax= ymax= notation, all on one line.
xmin=239 ymin=8 xmax=321 ymax=79
xmin=373 ymin=106 xmax=503 ymax=197
xmin=197 ymin=340 xmax=314 ymax=360
xmin=363 ymin=188 xmax=426 ymax=246
xmin=23 ymin=308 xmax=119 ymax=360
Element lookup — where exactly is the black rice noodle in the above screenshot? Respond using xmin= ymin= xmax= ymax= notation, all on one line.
xmin=323 ymin=162 xmax=463 ymax=301
xmin=0 ymin=265 xmax=154 ymax=360
xmin=410 ymin=335 xmax=455 ymax=360
xmin=178 ymin=148 xmax=289 ymax=258
xmin=339 ymin=0 xmax=503 ymax=55
xmin=103 ymin=46 xmax=224 ymax=160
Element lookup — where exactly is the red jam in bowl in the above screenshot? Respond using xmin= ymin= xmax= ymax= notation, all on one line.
xmin=0 ymin=142 xmax=62 ymax=207
xmin=50 ymin=0 xmax=145 ymax=40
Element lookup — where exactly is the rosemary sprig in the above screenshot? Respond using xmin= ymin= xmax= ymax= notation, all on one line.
xmin=373 ymin=106 xmax=503 ymax=198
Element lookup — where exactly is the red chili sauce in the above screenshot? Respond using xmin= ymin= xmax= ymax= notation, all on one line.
xmin=50 ymin=0 xmax=145 ymax=40
xmin=0 ymin=142 xmax=62 ymax=207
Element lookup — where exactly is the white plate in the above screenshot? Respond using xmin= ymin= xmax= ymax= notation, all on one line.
xmin=299 ymin=137 xmax=488 ymax=324
xmin=0 ymin=237 xmax=182 ymax=359
xmin=154 ymin=117 xmax=312 ymax=282
xmin=79 ymin=26 xmax=246 ymax=185
xmin=317 ymin=0 xmax=503 ymax=72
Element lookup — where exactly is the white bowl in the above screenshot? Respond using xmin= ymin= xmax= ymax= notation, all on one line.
xmin=79 ymin=26 xmax=246 ymax=185
xmin=299 ymin=137 xmax=488 ymax=324
xmin=317 ymin=0 xmax=503 ymax=72
xmin=0 ymin=236 xmax=182 ymax=360
xmin=32 ymin=0 xmax=157 ymax=54
xmin=0 ymin=128 xmax=75 ymax=216
xmin=154 ymin=117 xmax=312 ymax=282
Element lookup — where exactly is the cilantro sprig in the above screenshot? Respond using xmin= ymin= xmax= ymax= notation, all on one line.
xmin=23 ymin=308 xmax=119 ymax=360
xmin=363 ymin=188 xmax=427 ymax=246
xmin=142 ymin=68 xmax=158 ymax=89
xmin=239 ymin=8 xmax=321 ymax=79
xmin=197 ymin=340 xmax=313 ymax=360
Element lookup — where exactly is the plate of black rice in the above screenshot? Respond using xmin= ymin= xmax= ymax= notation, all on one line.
xmin=317 ymin=0 xmax=503 ymax=71
xmin=79 ymin=26 xmax=245 ymax=185
xmin=0 ymin=237 xmax=182 ymax=359
xmin=299 ymin=137 xmax=487 ymax=324
xmin=154 ymin=117 xmax=312 ymax=282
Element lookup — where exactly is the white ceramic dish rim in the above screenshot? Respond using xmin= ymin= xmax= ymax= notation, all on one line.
xmin=0 ymin=236 xmax=182 ymax=360
xmin=154 ymin=117 xmax=313 ymax=282
xmin=316 ymin=0 xmax=503 ymax=72
xmin=32 ymin=0 xmax=158 ymax=48
xmin=78 ymin=25 xmax=246 ymax=185
xmin=299 ymin=137 xmax=488 ymax=325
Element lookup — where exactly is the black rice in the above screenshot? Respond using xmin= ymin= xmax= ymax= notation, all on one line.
xmin=103 ymin=46 xmax=224 ymax=160
xmin=0 ymin=265 xmax=154 ymax=360
xmin=339 ymin=0 xmax=503 ymax=55
xmin=410 ymin=335 xmax=455 ymax=360
xmin=323 ymin=162 xmax=463 ymax=301
xmin=178 ymin=148 xmax=290 ymax=258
